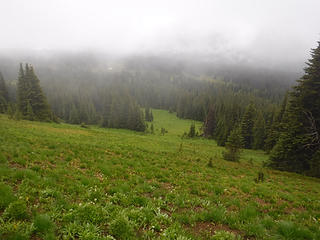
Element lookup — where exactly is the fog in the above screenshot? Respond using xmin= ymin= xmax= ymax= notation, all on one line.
xmin=1 ymin=0 xmax=320 ymax=72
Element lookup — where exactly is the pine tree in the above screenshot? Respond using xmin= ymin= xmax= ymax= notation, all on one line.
xmin=26 ymin=101 xmax=35 ymax=120
xmin=0 ymin=72 xmax=9 ymax=113
xmin=27 ymin=65 xmax=52 ymax=121
xmin=204 ymin=105 xmax=216 ymax=138
xmin=16 ymin=63 xmax=53 ymax=121
xmin=17 ymin=63 xmax=28 ymax=116
xmin=223 ymin=127 xmax=243 ymax=162
xmin=265 ymin=94 xmax=288 ymax=152
xmin=269 ymin=41 xmax=320 ymax=177
xmin=240 ymin=103 xmax=256 ymax=149
xmin=252 ymin=110 xmax=266 ymax=149
xmin=188 ymin=122 xmax=196 ymax=138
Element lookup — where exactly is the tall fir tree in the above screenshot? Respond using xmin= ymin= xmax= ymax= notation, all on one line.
xmin=265 ymin=93 xmax=288 ymax=152
xmin=0 ymin=72 xmax=9 ymax=113
xmin=203 ymin=105 xmax=216 ymax=138
xmin=269 ymin=41 xmax=320 ymax=177
xmin=17 ymin=63 xmax=28 ymax=115
xmin=252 ymin=110 xmax=266 ymax=149
xmin=17 ymin=63 xmax=53 ymax=121
xmin=240 ymin=103 xmax=256 ymax=149
xmin=27 ymin=65 xmax=52 ymax=121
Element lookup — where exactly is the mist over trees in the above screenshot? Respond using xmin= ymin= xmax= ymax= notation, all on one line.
xmin=0 ymin=42 xmax=319 ymax=176
xmin=269 ymin=42 xmax=320 ymax=177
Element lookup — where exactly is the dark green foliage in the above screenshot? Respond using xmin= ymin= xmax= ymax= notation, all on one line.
xmin=207 ymin=158 xmax=213 ymax=168
xmin=145 ymin=107 xmax=153 ymax=122
xmin=0 ymin=72 xmax=9 ymax=113
xmin=26 ymin=101 xmax=34 ymax=121
xmin=269 ymin=41 xmax=320 ymax=177
xmin=203 ymin=105 xmax=216 ymax=138
xmin=223 ymin=127 xmax=243 ymax=162
xmin=109 ymin=215 xmax=134 ymax=240
xmin=7 ymin=103 xmax=15 ymax=119
xmin=150 ymin=123 xmax=154 ymax=134
xmin=33 ymin=214 xmax=55 ymax=234
xmin=103 ymin=91 xmax=145 ymax=132
xmin=17 ymin=63 xmax=53 ymax=122
xmin=240 ymin=104 xmax=256 ymax=149
xmin=160 ymin=127 xmax=167 ymax=135
xmin=254 ymin=171 xmax=265 ymax=183
xmin=188 ymin=122 xmax=196 ymax=138
xmin=252 ymin=110 xmax=266 ymax=149
xmin=265 ymin=94 xmax=288 ymax=152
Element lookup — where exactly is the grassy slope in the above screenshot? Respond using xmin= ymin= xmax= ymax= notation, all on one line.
xmin=0 ymin=110 xmax=319 ymax=240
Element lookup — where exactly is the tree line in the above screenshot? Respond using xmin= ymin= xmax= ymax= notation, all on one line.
xmin=0 ymin=41 xmax=319 ymax=177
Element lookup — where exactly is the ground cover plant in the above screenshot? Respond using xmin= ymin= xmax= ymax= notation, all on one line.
xmin=0 ymin=109 xmax=319 ymax=239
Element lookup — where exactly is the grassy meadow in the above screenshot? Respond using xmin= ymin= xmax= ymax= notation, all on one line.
xmin=0 ymin=109 xmax=319 ymax=240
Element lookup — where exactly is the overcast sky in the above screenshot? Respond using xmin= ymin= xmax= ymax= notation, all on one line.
xmin=1 ymin=0 xmax=319 ymax=64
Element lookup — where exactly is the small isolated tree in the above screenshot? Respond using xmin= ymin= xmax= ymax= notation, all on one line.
xmin=223 ymin=127 xmax=243 ymax=162
xmin=150 ymin=123 xmax=154 ymax=134
xmin=188 ymin=122 xmax=196 ymax=138
xmin=160 ymin=127 xmax=166 ymax=135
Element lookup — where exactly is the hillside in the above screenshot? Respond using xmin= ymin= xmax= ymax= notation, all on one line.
xmin=0 ymin=110 xmax=319 ymax=240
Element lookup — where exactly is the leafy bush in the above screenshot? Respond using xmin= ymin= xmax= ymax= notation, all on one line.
xmin=33 ymin=214 xmax=55 ymax=234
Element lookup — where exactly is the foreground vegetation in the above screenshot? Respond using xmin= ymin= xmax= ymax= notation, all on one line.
xmin=0 ymin=110 xmax=320 ymax=240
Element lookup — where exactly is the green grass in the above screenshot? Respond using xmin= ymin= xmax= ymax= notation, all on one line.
xmin=0 ymin=110 xmax=320 ymax=239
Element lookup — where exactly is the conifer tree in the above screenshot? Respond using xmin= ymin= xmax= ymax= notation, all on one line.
xmin=0 ymin=72 xmax=9 ymax=113
xmin=17 ymin=63 xmax=28 ymax=115
xmin=265 ymin=94 xmax=288 ymax=152
xmin=27 ymin=65 xmax=52 ymax=121
xmin=26 ymin=101 xmax=35 ymax=121
xmin=17 ymin=64 xmax=53 ymax=121
xmin=269 ymin=41 xmax=320 ymax=177
xmin=240 ymin=103 xmax=256 ymax=149
xmin=252 ymin=110 xmax=266 ymax=149
xmin=223 ymin=127 xmax=243 ymax=162
xmin=204 ymin=105 xmax=216 ymax=138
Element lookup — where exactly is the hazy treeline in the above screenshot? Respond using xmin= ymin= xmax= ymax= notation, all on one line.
xmin=1 ymin=48 xmax=319 ymax=177
xmin=0 ymin=54 xmax=289 ymax=147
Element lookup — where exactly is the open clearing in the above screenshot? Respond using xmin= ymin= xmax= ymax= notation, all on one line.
xmin=0 ymin=110 xmax=319 ymax=239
